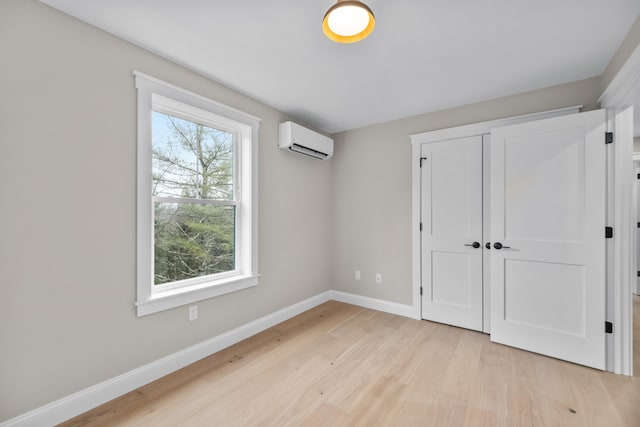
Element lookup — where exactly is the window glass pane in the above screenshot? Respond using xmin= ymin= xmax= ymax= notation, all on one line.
xmin=154 ymin=202 xmax=236 ymax=285
xmin=152 ymin=111 xmax=234 ymax=200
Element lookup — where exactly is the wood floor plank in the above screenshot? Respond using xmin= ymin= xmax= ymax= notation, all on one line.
xmin=529 ymin=355 xmax=585 ymax=426
xmin=462 ymin=336 xmax=510 ymax=425
xmin=438 ymin=329 xmax=484 ymax=400
xmin=504 ymin=353 xmax=547 ymax=427
xmin=349 ymin=376 xmax=406 ymax=426
xmin=296 ymin=403 xmax=349 ymax=427
xmin=372 ymin=318 xmax=436 ymax=385
xmin=383 ymin=401 xmax=438 ymax=427
xmin=395 ymin=322 xmax=462 ymax=405
xmin=301 ymin=325 xmax=396 ymax=415
xmin=598 ymin=370 xmax=640 ymax=426
xmin=562 ymin=363 xmax=621 ymax=426
xmin=59 ymin=299 xmax=640 ymax=427
xmin=431 ymin=394 xmax=468 ymax=426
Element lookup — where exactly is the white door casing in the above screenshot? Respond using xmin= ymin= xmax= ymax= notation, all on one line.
xmin=610 ymin=106 xmax=634 ymax=375
xmin=489 ymin=109 xmax=606 ymax=370
xmin=420 ymin=136 xmax=483 ymax=331
xmin=635 ymin=160 xmax=640 ymax=296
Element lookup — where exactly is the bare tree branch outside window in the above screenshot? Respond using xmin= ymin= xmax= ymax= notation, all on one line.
xmin=152 ymin=112 xmax=235 ymax=285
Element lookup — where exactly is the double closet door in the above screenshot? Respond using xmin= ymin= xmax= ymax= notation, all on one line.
xmin=420 ymin=110 xmax=607 ymax=370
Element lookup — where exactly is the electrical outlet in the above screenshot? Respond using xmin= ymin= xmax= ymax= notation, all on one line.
xmin=375 ymin=273 xmax=382 ymax=284
xmin=355 ymin=270 xmax=361 ymax=280
xmin=188 ymin=305 xmax=198 ymax=321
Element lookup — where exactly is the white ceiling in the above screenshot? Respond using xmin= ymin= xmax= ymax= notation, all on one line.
xmin=40 ymin=0 xmax=640 ymax=134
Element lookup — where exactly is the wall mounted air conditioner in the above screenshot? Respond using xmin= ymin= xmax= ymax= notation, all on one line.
xmin=278 ymin=121 xmax=333 ymax=160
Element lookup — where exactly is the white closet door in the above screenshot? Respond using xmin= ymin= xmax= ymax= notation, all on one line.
xmin=421 ymin=136 xmax=483 ymax=331
xmin=490 ymin=109 xmax=606 ymax=369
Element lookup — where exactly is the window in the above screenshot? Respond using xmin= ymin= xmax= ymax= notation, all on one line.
xmin=135 ymin=72 xmax=259 ymax=316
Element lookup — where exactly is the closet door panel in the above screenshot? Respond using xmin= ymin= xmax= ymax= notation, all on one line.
xmin=490 ymin=109 xmax=606 ymax=370
xmin=421 ymin=136 xmax=483 ymax=331
xmin=502 ymin=127 xmax=585 ymax=242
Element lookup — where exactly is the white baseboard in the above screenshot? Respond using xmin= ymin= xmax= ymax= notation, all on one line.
xmin=1 ymin=290 xmax=417 ymax=426
xmin=329 ymin=290 xmax=419 ymax=319
xmin=1 ymin=291 xmax=333 ymax=427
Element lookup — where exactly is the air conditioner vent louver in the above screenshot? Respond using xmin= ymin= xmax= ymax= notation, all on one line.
xmin=278 ymin=121 xmax=333 ymax=160
xmin=290 ymin=143 xmax=329 ymax=159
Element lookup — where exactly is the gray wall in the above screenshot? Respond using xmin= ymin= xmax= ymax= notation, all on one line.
xmin=2 ymin=0 xmax=639 ymax=423
xmin=602 ymin=14 xmax=640 ymax=91
xmin=635 ymin=137 xmax=640 ymax=152
xmin=0 ymin=0 xmax=333 ymax=421
xmin=331 ymin=77 xmax=602 ymax=305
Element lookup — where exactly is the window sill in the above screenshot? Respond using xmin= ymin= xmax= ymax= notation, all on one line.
xmin=135 ymin=274 xmax=259 ymax=317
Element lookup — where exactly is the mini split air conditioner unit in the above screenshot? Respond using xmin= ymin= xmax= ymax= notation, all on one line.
xmin=278 ymin=121 xmax=333 ymax=160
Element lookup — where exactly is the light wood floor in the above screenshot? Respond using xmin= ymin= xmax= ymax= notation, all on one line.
xmin=61 ymin=298 xmax=640 ymax=426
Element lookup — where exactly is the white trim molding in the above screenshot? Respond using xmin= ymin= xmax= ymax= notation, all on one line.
xmin=410 ymin=105 xmax=582 ymax=145
xmin=607 ymin=107 xmax=635 ymax=377
xmin=614 ymin=107 xmax=635 ymax=376
xmin=1 ymin=292 xmax=334 ymax=427
xmin=329 ymin=290 xmax=418 ymax=319
xmin=600 ymin=44 xmax=640 ymax=377
xmin=0 ymin=290 xmax=419 ymax=426
xmin=599 ymin=43 xmax=640 ymax=108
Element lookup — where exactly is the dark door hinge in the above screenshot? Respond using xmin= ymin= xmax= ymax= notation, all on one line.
xmin=637 ymin=222 xmax=640 ymax=228
xmin=605 ymin=227 xmax=613 ymax=238
xmin=605 ymin=321 xmax=613 ymax=334
xmin=637 ymin=173 xmax=640 ymax=179
xmin=419 ymin=222 xmax=423 ymax=232
xmin=637 ymin=271 xmax=640 ymax=277
xmin=420 ymin=287 xmax=423 ymax=296
xmin=605 ymin=132 xmax=613 ymax=144
xmin=420 ymin=157 xmax=428 ymax=167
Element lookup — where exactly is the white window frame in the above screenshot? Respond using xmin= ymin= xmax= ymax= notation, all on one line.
xmin=134 ymin=71 xmax=260 ymax=316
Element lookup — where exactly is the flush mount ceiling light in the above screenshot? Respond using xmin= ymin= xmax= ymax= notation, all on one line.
xmin=322 ymin=0 xmax=375 ymax=44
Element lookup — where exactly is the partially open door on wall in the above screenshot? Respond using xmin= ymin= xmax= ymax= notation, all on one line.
xmin=489 ymin=109 xmax=606 ymax=370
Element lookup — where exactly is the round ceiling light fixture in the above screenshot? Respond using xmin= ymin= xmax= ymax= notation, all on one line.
xmin=322 ymin=0 xmax=375 ymax=44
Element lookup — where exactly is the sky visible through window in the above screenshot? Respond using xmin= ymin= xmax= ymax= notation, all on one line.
xmin=151 ymin=111 xmax=234 ymax=200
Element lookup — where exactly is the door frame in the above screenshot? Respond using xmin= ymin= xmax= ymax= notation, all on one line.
xmin=599 ymin=42 xmax=640 ymax=376
xmin=410 ymin=105 xmax=582 ymax=330
xmin=634 ymin=158 xmax=640 ymax=297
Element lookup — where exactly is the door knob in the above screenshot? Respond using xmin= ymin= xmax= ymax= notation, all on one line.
xmin=464 ymin=242 xmax=481 ymax=249
xmin=485 ymin=242 xmax=491 ymax=250
xmin=493 ymin=242 xmax=511 ymax=250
